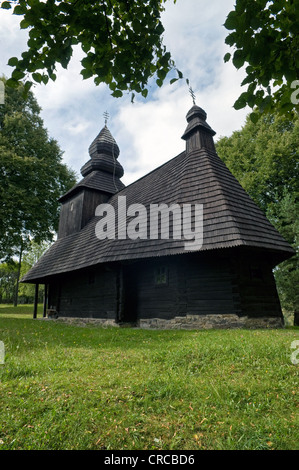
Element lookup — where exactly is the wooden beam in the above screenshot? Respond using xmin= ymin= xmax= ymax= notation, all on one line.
xmin=43 ymin=284 xmax=48 ymax=318
xmin=33 ymin=284 xmax=39 ymax=319
xmin=117 ymin=265 xmax=124 ymax=323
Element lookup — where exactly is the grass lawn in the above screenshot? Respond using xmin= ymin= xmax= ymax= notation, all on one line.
xmin=0 ymin=305 xmax=298 ymax=450
xmin=0 ymin=304 xmax=44 ymax=319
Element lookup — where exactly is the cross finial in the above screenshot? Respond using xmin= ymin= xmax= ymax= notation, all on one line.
xmin=103 ymin=110 xmax=109 ymax=126
xmin=189 ymin=86 xmax=196 ymax=105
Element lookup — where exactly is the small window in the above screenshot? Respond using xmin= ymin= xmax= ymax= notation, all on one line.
xmin=155 ymin=266 xmax=168 ymax=285
xmin=70 ymin=202 xmax=74 ymax=212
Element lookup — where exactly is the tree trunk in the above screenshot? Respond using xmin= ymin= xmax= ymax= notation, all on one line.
xmin=13 ymin=245 xmax=23 ymax=307
xmin=33 ymin=284 xmax=39 ymax=319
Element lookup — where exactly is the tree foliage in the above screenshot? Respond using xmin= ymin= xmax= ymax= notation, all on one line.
xmin=0 ymin=242 xmax=48 ymax=303
xmin=18 ymin=240 xmax=50 ymax=301
xmin=0 ymin=262 xmax=17 ymax=303
xmin=216 ymin=111 xmax=299 ymax=213
xmin=0 ymin=77 xmax=77 ymax=261
xmin=224 ymin=0 xmax=299 ymax=121
xmin=267 ymin=192 xmax=299 ymax=314
xmin=216 ymin=110 xmax=299 ymax=314
xmin=1 ymin=1 xmax=297 ymax=114
xmin=1 ymin=0 xmax=180 ymax=100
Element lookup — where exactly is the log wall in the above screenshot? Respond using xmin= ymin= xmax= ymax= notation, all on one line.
xmin=47 ymin=248 xmax=283 ymax=326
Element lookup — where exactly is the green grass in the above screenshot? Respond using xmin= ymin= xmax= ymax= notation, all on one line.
xmin=0 ymin=308 xmax=298 ymax=450
xmin=0 ymin=303 xmax=43 ymax=319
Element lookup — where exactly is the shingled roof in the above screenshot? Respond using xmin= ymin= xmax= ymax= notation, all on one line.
xmin=22 ymin=105 xmax=295 ymax=283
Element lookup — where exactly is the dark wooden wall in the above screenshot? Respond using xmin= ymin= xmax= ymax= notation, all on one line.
xmin=47 ymin=249 xmax=283 ymax=322
xmin=48 ymin=266 xmax=117 ymax=318
xmin=58 ymin=191 xmax=84 ymax=239
xmin=58 ymin=189 xmax=109 ymax=238
xmin=231 ymin=250 xmax=283 ymax=318
xmin=121 ymin=252 xmax=238 ymax=321
xmin=121 ymin=250 xmax=283 ymax=321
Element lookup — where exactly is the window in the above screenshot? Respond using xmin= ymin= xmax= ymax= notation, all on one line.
xmin=155 ymin=266 xmax=168 ymax=285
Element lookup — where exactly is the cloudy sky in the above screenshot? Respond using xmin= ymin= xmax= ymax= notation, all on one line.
xmin=0 ymin=0 xmax=250 ymax=185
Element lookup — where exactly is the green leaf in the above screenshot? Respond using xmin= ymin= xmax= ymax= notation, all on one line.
xmin=23 ymin=80 xmax=33 ymax=96
xmin=225 ymin=32 xmax=236 ymax=47
xmin=32 ymin=72 xmax=42 ymax=83
xmin=5 ymin=77 xmax=19 ymax=88
xmin=249 ymin=112 xmax=259 ymax=124
xmin=11 ymin=69 xmax=25 ymax=80
xmin=157 ymin=68 xmax=167 ymax=80
xmin=94 ymin=76 xmax=102 ymax=86
xmin=60 ymin=56 xmax=70 ymax=69
xmin=81 ymin=68 xmax=93 ymax=80
xmin=20 ymin=19 xmax=30 ymax=29
xmin=13 ymin=4 xmax=25 ymax=15
xmin=234 ymin=92 xmax=248 ymax=110
xmin=7 ymin=57 xmax=19 ymax=67
xmin=1 ymin=1 xmax=11 ymax=9
xmin=233 ymin=50 xmax=245 ymax=69
xmin=224 ymin=53 xmax=231 ymax=63
xmin=224 ymin=11 xmax=238 ymax=31
xmin=111 ymin=90 xmax=123 ymax=98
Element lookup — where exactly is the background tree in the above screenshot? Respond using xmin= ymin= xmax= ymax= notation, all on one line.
xmin=0 ymin=242 xmax=48 ymax=304
xmin=0 ymin=77 xmax=77 ymax=302
xmin=267 ymin=192 xmax=299 ymax=317
xmin=216 ymin=110 xmax=299 ymax=318
xmin=0 ymin=262 xmax=17 ymax=303
xmin=216 ymin=111 xmax=298 ymax=212
xmin=18 ymin=240 xmax=50 ymax=303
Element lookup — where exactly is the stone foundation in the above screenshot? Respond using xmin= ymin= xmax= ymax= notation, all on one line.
xmin=48 ymin=314 xmax=283 ymax=329
xmin=138 ymin=314 xmax=283 ymax=330
xmin=51 ymin=317 xmax=119 ymax=328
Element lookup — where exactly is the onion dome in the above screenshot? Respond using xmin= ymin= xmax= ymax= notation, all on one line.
xmin=81 ymin=125 xmax=124 ymax=179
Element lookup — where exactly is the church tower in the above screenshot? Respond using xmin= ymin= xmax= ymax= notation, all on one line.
xmin=58 ymin=124 xmax=124 ymax=238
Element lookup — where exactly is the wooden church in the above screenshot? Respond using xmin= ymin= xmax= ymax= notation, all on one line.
xmin=22 ymin=105 xmax=295 ymax=328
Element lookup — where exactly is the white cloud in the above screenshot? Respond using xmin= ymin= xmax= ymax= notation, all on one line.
xmin=63 ymin=119 xmax=91 ymax=136
xmin=115 ymin=84 xmax=188 ymax=184
xmin=0 ymin=9 xmax=28 ymax=50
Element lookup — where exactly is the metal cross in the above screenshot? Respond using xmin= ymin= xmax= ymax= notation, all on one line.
xmin=189 ymin=86 xmax=196 ymax=105
xmin=103 ymin=110 xmax=109 ymax=125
